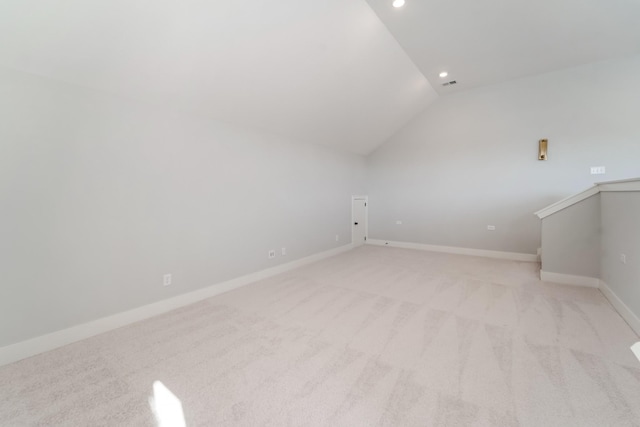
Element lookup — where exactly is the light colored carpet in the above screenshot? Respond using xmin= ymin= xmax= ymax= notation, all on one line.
xmin=1 ymin=245 xmax=639 ymax=426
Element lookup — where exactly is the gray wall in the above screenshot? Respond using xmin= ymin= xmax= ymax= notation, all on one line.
xmin=601 ymin=192 xmax=640 ymax=317
xmin=540 ymin=194 xmax=601 ymax=278
xmin=0 ymin=68 xmax=366 ymax=347
xmin=367 ymin=55 xmax=640 ymax=254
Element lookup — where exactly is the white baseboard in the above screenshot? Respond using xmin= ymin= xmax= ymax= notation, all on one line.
xmin=539 ymin=270 xmax=600 ymax=288
xmin=599 ymin=280 xmax=640 ymax=337
xmin=0 ymin=243 xmax=354 ymax=367
xmin=367 ymin=239 xmax=538 ymax=262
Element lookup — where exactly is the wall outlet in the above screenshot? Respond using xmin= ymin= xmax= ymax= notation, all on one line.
xmin=621 ymin=254 xmax=627 ymax=264
xmin=487 ymin=225 xmax=496 ymax=231
xmin=281 ymin=247 xmax=286 ymax=256
xmin=268 ymin=250 xmax=276 ymax=259
xmin=396 ymin=220 xmax=403 ymax=225
xmin=336 ymin=235 xmax=339 ymax=241
xmin=591 ymin=166 xmax=606 ymax=175
xmin=163 ymin=274 xmax=172 ymax=286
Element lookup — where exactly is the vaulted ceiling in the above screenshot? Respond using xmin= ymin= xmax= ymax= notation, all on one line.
xmin=1 ymin=0 xmax=639 ymax=154
xmin=366 ymin=0 xmax=640 ymax=95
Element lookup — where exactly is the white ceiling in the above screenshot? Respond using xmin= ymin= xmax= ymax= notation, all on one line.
xmin=1 ymin=1 xmax=639 ymax=154
xmin=366 ymin=0 xmax=640 ymax=94
xmin=0 ymin=0 xmax=437 ymax=155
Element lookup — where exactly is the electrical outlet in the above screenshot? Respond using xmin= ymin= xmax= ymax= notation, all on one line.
xmin=163 ymin=274 xmax=172 ymax=286
xmin=591 ymin=166 xmax=606 ymax=175
xmin=621 ymin=254 xmax=627 ymax=264
xmin=268 ymin=250 xmax=276 ymax=259
xmin=396 ymin=220 xmax=403 ymax=225
xmin=281 ymin=247 xmax=286 ymax=256
xmin=487 ymin=225 xmax=496 ymax=231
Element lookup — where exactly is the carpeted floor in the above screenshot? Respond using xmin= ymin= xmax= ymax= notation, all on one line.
xmin=1 ymin=245 xmax=639 ymax=426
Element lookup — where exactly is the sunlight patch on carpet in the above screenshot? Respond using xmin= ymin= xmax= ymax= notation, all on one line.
xmin=149 ymin=381 xmax=186 ymax=427
xmin=631 ymin=342 xmax=640 ymax=363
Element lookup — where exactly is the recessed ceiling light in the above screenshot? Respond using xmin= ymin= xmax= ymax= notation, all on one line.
xmin=392 ymin=0 xmax=405 ymax=8
xmin=439 ymin=71 xmax=448 ymax=78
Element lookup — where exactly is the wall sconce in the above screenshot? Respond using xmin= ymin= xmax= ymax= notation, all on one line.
xmin=538 ymin=139 xmax=548 ymax=160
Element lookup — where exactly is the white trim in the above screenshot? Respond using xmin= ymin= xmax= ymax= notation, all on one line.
xmin=535 ymin=177 xmax=640 ymax=219
xmin=595 ymin=177 xmax=640 ymax=186
xmin=600 ymin=280 xmax=640 ymax=336
xmin=351 ymin=195 xmax=368 ymax=246
xmin=367 ymin=239 xmax=538 ymax=262
xmin=534 ymin=186 xmax=599 ymax=219
xmin=598 ymin=181 xmax=640 ymax=192
xmin=539 ymin=270 xmax=600 ymax=288
xmin=0 ymin=243 xmax=355 ymax=367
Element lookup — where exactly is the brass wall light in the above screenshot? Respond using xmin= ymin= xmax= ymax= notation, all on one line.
xmin=538 ymin=139 xmax=548 ymax=160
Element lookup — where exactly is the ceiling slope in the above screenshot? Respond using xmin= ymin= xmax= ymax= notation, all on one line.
xmin=0 ymin=0 xmax=438 ymax=154
xmin=367 ymin=0 xmax=640 ymax=94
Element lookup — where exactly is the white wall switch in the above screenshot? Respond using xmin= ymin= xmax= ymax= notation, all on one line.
xmin=396 ymin=220 xmax=403 ymax=225
xmin=621 ymin=254 xmax=627 ymax=264
xmin=336 ymin=235 xmax=339 ymax=241
xmin=163 ymin=274 xmax=172 ymax=286
xmin=268 ymin=250 xmax=276 ymax=259
xmin=590 ymin=166 xmax=606 ymax=175
xmin=487 ymin=225 xmax=496 ymax=231
xmin=281 ymin=247 xmax=286 ymax=256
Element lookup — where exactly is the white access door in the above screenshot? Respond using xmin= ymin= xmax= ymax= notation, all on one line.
xmin=352 ymin=197 xmax=367 ymax=246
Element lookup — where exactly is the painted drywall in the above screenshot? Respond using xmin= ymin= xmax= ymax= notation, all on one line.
xmin=367 ymin=55 xmax=640 ymax=254
xmin=0 ymin=67 xmax=366 ymax=347
xmin=540 ymin=194 xmax=600 ymax=278
xmin=601 ymin=192 xmax=640 ymax=318
xmin=0 ymin=0 xmax=438 ymax=155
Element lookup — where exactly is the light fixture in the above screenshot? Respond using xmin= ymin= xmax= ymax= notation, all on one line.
xmin=538 ymin=139 xmax=548 ymax=160
xmin=439 ymin=71 xmax=448 ymax=78
xmin=392 ymin=0 xmax=405 ymax=8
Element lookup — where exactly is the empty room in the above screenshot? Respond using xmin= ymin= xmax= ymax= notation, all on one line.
xmin=1 ymin=0 xmax=640 ymax=425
